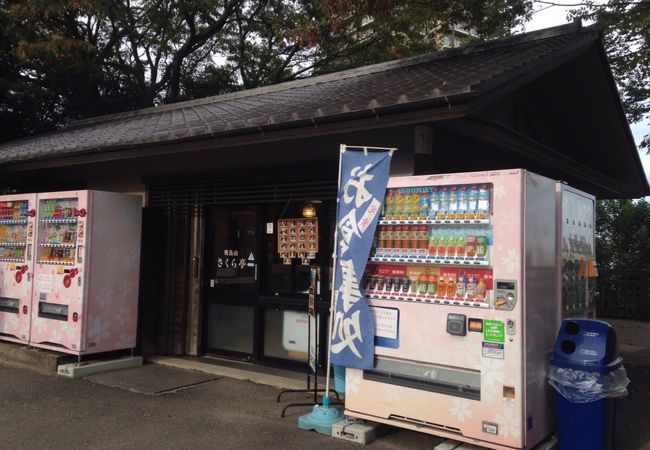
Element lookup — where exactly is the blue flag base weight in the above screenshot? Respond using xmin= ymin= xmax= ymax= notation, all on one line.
xmin=298 ymin=396 xmax=343 ymax=435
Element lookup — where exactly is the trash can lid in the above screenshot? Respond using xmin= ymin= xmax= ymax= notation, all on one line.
xmin=551 ymin=319 xmax=622 ymax=373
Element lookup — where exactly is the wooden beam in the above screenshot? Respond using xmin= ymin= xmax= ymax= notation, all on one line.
xmin=438 ymin=118 xmax=631 ymax=197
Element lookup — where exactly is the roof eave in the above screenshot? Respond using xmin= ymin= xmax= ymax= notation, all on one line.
xmin=0 ymin=91 xmax=479 ymax=173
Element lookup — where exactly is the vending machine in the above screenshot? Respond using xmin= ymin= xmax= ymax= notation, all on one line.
xmin=0 ymin=194 xmax=37 ymax=344
xmin=29 ymin=190 xmax=142 ymax=356
xmin=346 ymin=169 xmax=572 ymax=450
xmin=557 ymin=183 xmax=597 ymax=320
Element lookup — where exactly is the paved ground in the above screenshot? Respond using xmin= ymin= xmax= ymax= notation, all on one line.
xmin=0 ymin=318 xmax=647 ymax=450
xmin=0 ymin=360 xmax=444 ymax=450
xmin=1 ymin=358 xmax=649 ymax=450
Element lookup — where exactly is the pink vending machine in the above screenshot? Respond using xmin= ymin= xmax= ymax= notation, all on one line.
xmin=346 ymin=169 xmax=567 ymax=450
xmin=29 ymin=190 xmax=142 ymax=356
xmin=0 ymin=194 xmax=37 ymax=343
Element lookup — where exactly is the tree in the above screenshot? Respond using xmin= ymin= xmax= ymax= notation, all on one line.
xmin=0 ymin=0 xmax=534 ymax=142
xmin=596 ymin=199 xmax=650 ymax=271
xmin=569 ymin=0 xmax=649 ymax=149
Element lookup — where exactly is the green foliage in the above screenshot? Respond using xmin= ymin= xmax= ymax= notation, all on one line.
xmin=570 ymin=0 xmax=649 ymax=149
xmin=0 ymin=0 xmax=534 ymax=142
xmin=596 ymin=199 xmax=650 ymax=271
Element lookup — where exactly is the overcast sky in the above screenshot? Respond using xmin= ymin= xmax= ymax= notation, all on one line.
xmin=522 ymin=1 xmax=650 ymax=191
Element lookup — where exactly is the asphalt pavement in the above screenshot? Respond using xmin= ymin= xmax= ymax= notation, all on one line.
xmin=0 ymin=359 xmax=648 ymax=450
xmin=1 ymin=318 xmax=649 ymax=450
xmin=0 ymin=360 xmax=444 ymax=450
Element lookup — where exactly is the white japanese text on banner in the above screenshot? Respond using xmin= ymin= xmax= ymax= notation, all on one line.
xmin=330 ymin=149 xmax=392 ymax=370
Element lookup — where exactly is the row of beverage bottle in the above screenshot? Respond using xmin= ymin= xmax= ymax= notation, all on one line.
xmin=0 ymin=247 xmax=25 ymax=260
xmin=0 ymin=201 xmax=28 ymax=220
xmin=39 ymin=247 xmax=75 ymax=263
xmin=0 ymin=224 xmax=26 ymax=243
xmin=362 ymin=271 xmax=488 ymax=299
xmin=40 ymin=199 xmax=78 ymax=220
xmin=42 ymin=223 xmax=77 ymax=244
xmin=382 ymin=184 xmax=490 ymax=221
xmin=374 ymin=226 xmax=489 ymax=259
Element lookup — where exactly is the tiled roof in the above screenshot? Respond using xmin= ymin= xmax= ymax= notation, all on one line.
xmin=0 ymin=22 xmax=599 ymax=164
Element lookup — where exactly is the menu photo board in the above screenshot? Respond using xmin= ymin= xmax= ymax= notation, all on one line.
xmin=278 ymin=218 xmax=319 ymax=265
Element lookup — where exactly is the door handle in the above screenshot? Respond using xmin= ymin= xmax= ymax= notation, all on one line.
xmin=192 ymin=256 xmax=199 ymax=278
xmin=254 ymin=264 xmax=257 ymax=281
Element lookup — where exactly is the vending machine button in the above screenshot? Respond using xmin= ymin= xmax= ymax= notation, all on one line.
xmin=447 ymin=313 xmax=467 ymax=336
xmin=63 ymin=275 xmax=72 ymax=288
xmin=15 ymin=272 xmax=22 ymax=283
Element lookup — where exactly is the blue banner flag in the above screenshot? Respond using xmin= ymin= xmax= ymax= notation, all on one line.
xmin=330 ymin=148 xmax=392 ymax=370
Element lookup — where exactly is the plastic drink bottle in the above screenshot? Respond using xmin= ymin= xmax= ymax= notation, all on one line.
xmin=439 ymin=187 xmax=449 ymax=220
xmin=457 ymin=273 xmax=466 ymax=298
xmin=428 ymin=231 xmax=437 ymax=257
xmin=458 ymin=186 xmax=469 ymax=219
xmin=438 ymin=276 xmax=447 ymax=297
xmin=447 ymin=276 xmax=457 ymax=297
xmin=419 ymin=271 xmax=429 ymax=294
xmin=448 ymin=186 xmax=458 ymax=220
xmin=395 ymin=189 xmax=404 ymax=219
xmin=466 ymin=277 xmax=476 ymax=298
xmin=476 ymin=278 xmax=487 ymax=300
xmin=384 ymin=190 xmax=395 ymax=218
xmin=478 ymin=185 xmax=489 ymax=218
xmin=419 ymin=189 xmax=430 ymax=219
xmin=468 ymin=185 xmax=479 ymax=219
xmin=427 ymin=272 xmax=438 ymax=295
xmin=429 ymin=187 xmax=440 ymax=219
xmin=446 ymin=231 xmax=457 ymax=258
xmin=456 ymin=235 xmax=467 ymax=258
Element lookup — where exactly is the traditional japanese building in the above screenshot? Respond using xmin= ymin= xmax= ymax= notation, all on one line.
xmin=0 ymin=22 xmax=646 ymax=369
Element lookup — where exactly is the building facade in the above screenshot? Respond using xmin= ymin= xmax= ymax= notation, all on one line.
xmin=0 ymin=22 xmax=646 ymax=371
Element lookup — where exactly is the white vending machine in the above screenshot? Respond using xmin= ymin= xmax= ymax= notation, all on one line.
xmin=29 ymin=190 xmax=142 ymax=356
xmin=346 ymin=169 xmax=593 ymax=450
xmin=0 ymin=194 xmax=37 ymax=343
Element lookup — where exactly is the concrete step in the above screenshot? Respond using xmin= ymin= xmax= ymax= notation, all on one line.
xmin=0 ymin=340 xmax=75 ymax=373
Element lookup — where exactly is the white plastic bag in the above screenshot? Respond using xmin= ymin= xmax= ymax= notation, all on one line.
xmin=548 ymin=365 xmax=630 ymax=403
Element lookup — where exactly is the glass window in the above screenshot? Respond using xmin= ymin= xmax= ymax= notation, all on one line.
xmin=206 ymin=207 xmax=257 ymax=288
xmin=264 ymin=308 xmax=323 ymax=362
xmin=263 ymin=202 xmax=326 ymax=295
xmin=206 ymin=303 xmax=254 ymax=353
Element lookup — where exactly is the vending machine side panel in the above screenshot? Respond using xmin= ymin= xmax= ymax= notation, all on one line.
xmin=30 ymin=190 xmax=88 ymax=354
xmin=523 ymin=172 xmax=559 ymax=447
xmin=0 ymin=193 xmax=37 ymax=343
xmin=84 ymin=191 xmax=142 ymax=354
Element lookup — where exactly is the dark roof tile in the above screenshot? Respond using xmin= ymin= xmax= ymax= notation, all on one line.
xmin=0 ymin=22 xmax=599 ymax=163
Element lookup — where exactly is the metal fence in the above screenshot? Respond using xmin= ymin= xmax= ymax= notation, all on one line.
xmin=596 ymin=269 xmax=650 ymax=320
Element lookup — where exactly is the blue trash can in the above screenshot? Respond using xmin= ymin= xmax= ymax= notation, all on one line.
xmin=549 ymin=319 xmax=630 ymax=450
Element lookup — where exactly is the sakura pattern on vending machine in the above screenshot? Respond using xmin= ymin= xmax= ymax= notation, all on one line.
xmin=29 ymin=191 xmax=142 ymax=356
xmin=346 ymin=169 xmax=569 ymax=450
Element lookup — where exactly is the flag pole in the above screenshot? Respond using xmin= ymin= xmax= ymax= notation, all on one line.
xmin=299 ymin=143 xmax=397 ymax=435
xmin=323 ymin=143 xmax=347 ymax=405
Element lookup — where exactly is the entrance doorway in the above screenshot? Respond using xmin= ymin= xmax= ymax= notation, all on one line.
xmin=203 ymin=206 xmax=259 ymax=360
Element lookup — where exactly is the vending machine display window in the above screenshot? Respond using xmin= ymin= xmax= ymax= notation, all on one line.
xmin=0 ymin=200 xmax=30 ymax=262
xmin=365 ymin=183 xmax=494 ymax=308
xmin=36 ymin=197 xmax=79 ymax=265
